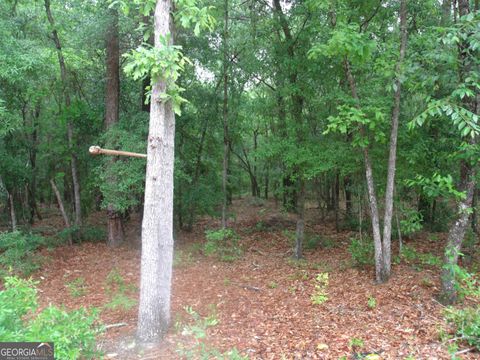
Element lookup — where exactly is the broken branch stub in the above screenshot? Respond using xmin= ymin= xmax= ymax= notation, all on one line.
xmin=89 ymin=146 xmax=147 ymax=158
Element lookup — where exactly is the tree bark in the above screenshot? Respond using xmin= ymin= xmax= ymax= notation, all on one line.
xmin=44 ymin=0 xmax=82 ymax=229
xmin=344 ymin=58 xmax=384 ymax=282
xmin=105 ymin=7 xmax=124 ymax=247
xmin=221 ymin=0 xmax=229 ymax=230
xmin=50 ymin=179 xmax=72 ymax=245
xmin=8 ymin=193 xmax=17 ymax=232
xmin=137 ymin=0 xmax=175 ymax=343
xmin=381 ymin=0 xmax=408 ymax=281
xmin=294 ymin=180 xmax=305 ymax=259
xmin=273 ymin=0 xmax=306 ymax=257
xmin=440 ymin=0 xmax=477 ymax=304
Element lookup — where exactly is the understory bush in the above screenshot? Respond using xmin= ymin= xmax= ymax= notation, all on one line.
xmin=204 ymin=229 xmax=242 ymax=262
xmin=348 ymin=236 xmax=374 ymax=267
xmin=0 ymin=276 xmax=102 ymax=359
xmin=444 ymin=306 xmax=480 ymax=351
xmin=442 ymin=264 xmax=480 ymax=354
xmin=0 ymin=231 xmax=46 ymax=277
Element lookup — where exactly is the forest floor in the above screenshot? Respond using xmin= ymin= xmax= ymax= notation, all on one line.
xmin=30 ymin=198 xmax=478 ymax=359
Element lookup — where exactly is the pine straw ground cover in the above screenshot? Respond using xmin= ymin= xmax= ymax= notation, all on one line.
xmin=30 ymin=199 xmax=478 ymax=359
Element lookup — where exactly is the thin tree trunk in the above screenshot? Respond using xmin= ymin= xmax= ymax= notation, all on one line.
xmin=137 ymin=0 xmax=175 ymax=343
xmin=294 ymin=180 xmax=305 ymax=259
xmin=105 ymin=7 xmax=124 ymax=247
xmin=8 ymin=193 xmax=17 ymax=232
xmin=440 ymin=0 xmax=477 ymax=304
xmin=50 ymin=179 xmax=72 ymax=245
xmin=381 ymin=0 xmax=408 ymax=281
xmin=344 ymin=58 xmax=384 ymax=282
xmin=44 ymin=0 xmax=82 ymax=229
xmin=344 ymin=175 xmax=352 ymax=220
xmin=440 ymin=165 xmax=475 ymax=304
xmin=395 ymin=209 xmax=403 ymax=255
xmin=221 ymin=0 xmax=229 ymax=230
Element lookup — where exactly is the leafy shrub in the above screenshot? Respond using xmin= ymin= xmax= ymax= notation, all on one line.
xmin=311 ymin=273 xmax=329 ymax=305
xmin=305 ymin=234 xmax=336 ymax=250
xmin=445 ymin=306 xmax=480 ymax=351
xmin=0 ymin=277 xmax=101 ymax=359
xmin=0 ymin=231 xmax=46 ymax=277
xmin=57 ymin=226 xmax=106 ymax=244
xmin=348 ymin=236 xmax=374 ymax=267
xmin=367 ymin=296 xmax=377 ymax=309
xmin=204 ymin=229 xmax=242 ymax=262
xmin=400 ymin=208 xmax=423 ymax=237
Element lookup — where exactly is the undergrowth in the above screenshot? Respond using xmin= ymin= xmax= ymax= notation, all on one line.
xmin=0 ymin=231 xmax=47 ymax=277
xmin=204 ymin=229 xmax=242 ymax=262
xmin=176 ymin=306 xmax=246 ymax=359
xmin=0 ymin=276 xmax=102 ymax=359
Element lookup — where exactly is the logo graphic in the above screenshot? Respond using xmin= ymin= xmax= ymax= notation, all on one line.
xmin=0 ymin=342 xmax=54 ymax=360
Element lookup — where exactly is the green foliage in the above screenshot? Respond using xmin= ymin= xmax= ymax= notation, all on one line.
xmin=204 ymin=228 xmax=242 ymax=262
xmin=406 ymin=173 xmax=466 ymax=201
xmin=65 ymin=277 xmax=87 ymax=298
xmin=445 ymin=306 xmax=480 ymax=351
xmin=399 ymin=208 xmax=423 ymax=237
xmin=176 ymin=306 xmax=247 ymax=359
xmin=304 ymin=233 xmax=337 ymax=250
xmin=309 ymin=23 xmax=376 ymax=64
xmin=349 ymin=337 xmax=364 ymax=349
xmin=311 ymin=273 xmax=329 ymax=305
xmin=95 ymin=114 xmax=148 ymax=214
xmin=324 ymin=105 xmax=386 ymax=147
xmin=0 ymin=277 xmax=101 ymax=359
xmin=349 ymin=236 xmax=374 ymax=267
xmin=0 ymin=231 xmax=46 ymax=277
xmin=103 ymin=268 xmax=137 ymax=311
xmin=367 ymin=296 xmax=377 ymax=309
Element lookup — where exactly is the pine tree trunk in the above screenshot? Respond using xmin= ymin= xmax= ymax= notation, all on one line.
xmin=137 ymin=0 xmax=175 ymax=343
xmin=221 ymin=0 xmax=229 ymax=230
xmin=44 ymin=0 xmax=82 ymax=229
xmin=105 ymin=7 xmax=124 ymax=247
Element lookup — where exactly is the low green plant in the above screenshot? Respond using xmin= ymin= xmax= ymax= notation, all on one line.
xmin=0 ymin=231 xmax=46 ymax=277
xmin=304 ymin=234 xmax=337 ymax=250
xmin=104 ymin=293 xmax=136 ymax=311
xmin=401 ymin=245 xmax=417 ymax=262
xmin=444 ymin=306 xmax=480 ymax=351
xmin=311 ymin=273 xmax=329 ymax=305
xmin=348 ymin=236 xmax=374 ymax=267
xmin=103 ymin=268 xmax=137 ymax=312
xmin=367 ymin=296 xmax=377 ymax=309
xmin=0 ymin=276 xmax=101 ymax=359
xmin=176 ymin=306 xmax=246 ymax=359
xmin=268 ymin=281 xmax=278 ymax=289
xmin=204 ymin=228 xmax=242 ymax=261
xmin=349 ymin=337 xmax=364 ymax=349
xmin=66 ymin=277 xmax=87 ymax=297
xmin=174 ymin=249 xmax=195 ymax=268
